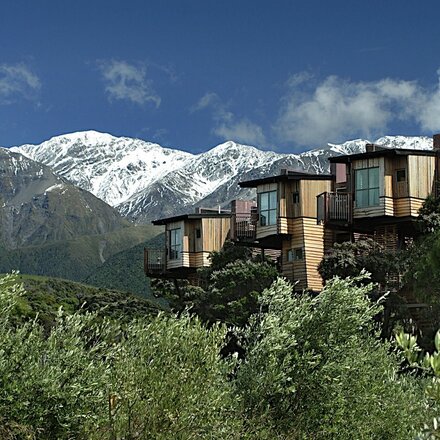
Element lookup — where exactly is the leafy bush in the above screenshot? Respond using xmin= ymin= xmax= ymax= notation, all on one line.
xmin=235 ymin=275 xmax=428 ymax=439
xmin=318 ymin=238 xmax=406 ymax=286
xmin=0 ymin=271 xmax=435 ymax=439
xmin=396 ymin=330 xmax=440 ymax=439
xmin=0 ymin=274 xmax=243 ymax=439
xmin=154 ymin=241 xmax=279 ymax=328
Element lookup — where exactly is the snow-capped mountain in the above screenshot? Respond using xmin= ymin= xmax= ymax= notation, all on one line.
xmin=10 ymin=131 xmax=434 ymax=223
xmin=11 ymin=131 xmax=192 ymax=207
xmin=0 ymin=147 xmax=129 ymax=249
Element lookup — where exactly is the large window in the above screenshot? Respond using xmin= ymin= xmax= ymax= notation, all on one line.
xmin=258 ymin=190 xmax=277 ymax=226
xmin=169 ymin=228 xmax=181 ymax=260
xmin=355 ymin=167 xmax=380 ymax=208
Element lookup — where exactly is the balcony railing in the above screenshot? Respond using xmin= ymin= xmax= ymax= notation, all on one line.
xmin=144 ymin=248 xmax=166 ymax=274
xmin=317 ymin=192 xmax=352 ymax=224
xmin=231 ymin=212 xmax=257 ymax=241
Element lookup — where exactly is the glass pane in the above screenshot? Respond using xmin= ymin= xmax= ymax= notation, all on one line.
xmin=260 ymin=211 xmax=267 ymax=226
xmin=170 ymin=228 xmax=181 ymax=247
xmin=369 ymin=167 xmax=379 ymax=188
xmin=268 ymin=209 xmax=277 ymax=225
xmin=259 ymin=192 xmax=269 ymax=211
xmin=356 ymin=190 xmax=368 ymax=208
xmin=294 ymin=248 xmax=303 ymax=260
xmin=369 ymin=188 xmax=379 ymax=206
xmin=396 ymin=169 xmax=406 ymax=182
xmin=292 ymin=192 xmax=300 ymax=204
xmin=356 ymin=169 xmax=368 ymax=190
xmin=336 ymin=163 xmax=347 ymax=184
xmin=269 ymin=191 xmax=277 ymax=210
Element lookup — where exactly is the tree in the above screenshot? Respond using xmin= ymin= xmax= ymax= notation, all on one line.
xmin=418 ymin=193 xmax=440 ymax=233
xmin=153 ymin=242 xmax=279 ymax=327
xmin=235 ymin=275 xmax=428 ymax=439
xmin=318 ymin=238 xmax=406 ymax=286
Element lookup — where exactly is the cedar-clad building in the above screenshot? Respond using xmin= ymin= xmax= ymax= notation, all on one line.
xmin=144 ymin=210 xmax=231 ymax=280
xmin=317 ymin=140 xmax=440 ymax=250
xmin=234 ymin=170 xmax=333 ymax=291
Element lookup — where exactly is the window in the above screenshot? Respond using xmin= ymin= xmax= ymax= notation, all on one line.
xmin=355 ymin=167 xmax=380 ymax=208
xmin=294 ymin=248 xmax=303 ymax=260
xmin=396 ymin=169 xmax=406 ymax=182
xmin=292 ymin=192 xmax=300 ymax=204
xmin=287 ymin=248 xmax=303 ymax=262
xmin=169 ymin=228 xmax=181 ymax=260
xmin=258 ymin=190 xmax=277 ymax=226
xmin=195 ymin=228 xmax=201 ymax=239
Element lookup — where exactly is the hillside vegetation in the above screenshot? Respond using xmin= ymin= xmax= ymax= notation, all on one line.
xmin=85 ymin=233 xmax=165 ymax=297
xmin=0 ymin=224 xmax=160 ymax=282
xmin=8 ymin=273 xmax=165 ymax=330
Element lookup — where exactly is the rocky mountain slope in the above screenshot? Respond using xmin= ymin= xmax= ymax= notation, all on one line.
xmin=10 ymin=131 xmax=433 ymax=223
xmin=0 ymin=148 xmax=130 ymax=249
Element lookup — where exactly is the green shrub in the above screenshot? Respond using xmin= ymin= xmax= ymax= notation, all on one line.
xmin=0 ymin=274 xmax=243 ymax=439
xmin=236 ymin=275 xmax=428 ymax=439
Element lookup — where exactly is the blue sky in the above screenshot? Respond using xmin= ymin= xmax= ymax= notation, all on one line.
xmin=1 ymin=0 xmax=440 ymax=153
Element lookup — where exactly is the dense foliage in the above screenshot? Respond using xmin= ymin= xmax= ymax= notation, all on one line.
xmin=236 ymin=275 xmax=428 ymax=439
xmin=154 ymin=241 xmax=279 ymax=327
xmin=318 ymin=238 xmax=406 ymax=286
xmin=396 ymin=330 xmax=440 ymax=438
xmin=0 ymin=271 xmax=436 ymax=439
xmin=0 ymin=273 xmax=241 ymax=439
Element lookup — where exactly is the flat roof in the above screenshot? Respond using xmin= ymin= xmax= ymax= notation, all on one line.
xmin=329 ymin=148 xmax=437 ymax=163
xmin=239 ymin=170 xmax=332 ymax=188
xmin=152 ymin=212 xmax=231 ymax=225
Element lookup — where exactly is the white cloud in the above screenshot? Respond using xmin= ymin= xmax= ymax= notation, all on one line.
xmin=0 ymin=63 xmax=41 ymax=104
xmin=98 ymin=60 xmax=160 ymax=107
xmin=274 ymin=73 xmax=425 ymax=146
xmin=415 ymin=68 xmax=440 ymax=132
xmin=192 ymin=92 xmax=266 ymax=146
xmin=214 ymin=120 xmax=266 ymax=146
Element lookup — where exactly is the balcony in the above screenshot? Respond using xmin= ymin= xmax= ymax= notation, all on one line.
xmin=231 ymin=212 xmax=257 ymax=242
xmin=317 ymin=192 xmax=352 ymax=225
xmin=144 ymin=248 xmax=166 ymax=275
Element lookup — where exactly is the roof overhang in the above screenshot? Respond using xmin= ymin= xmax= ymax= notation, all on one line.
xmin=152 ymin=212 xmax=231 ymax=225
xmin=239 ymin=172 xmax=332 ymax=188
xmin=329 ymin=148 xmax=437 ymax=164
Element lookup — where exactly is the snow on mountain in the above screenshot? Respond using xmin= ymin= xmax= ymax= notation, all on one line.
xmin=11 ymin=130 xmax=193 ymax=207
xmin=10 ymin=131 xmax=435 ymax=223
xmin=374 ymin=135 xmax=432 ymax=150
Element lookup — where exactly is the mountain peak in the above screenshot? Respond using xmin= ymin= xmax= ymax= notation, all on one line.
xmin=10 ymin=131 xmax=436 ymax=223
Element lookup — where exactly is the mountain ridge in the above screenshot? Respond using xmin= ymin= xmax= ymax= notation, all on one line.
xmin=0 ymin=147 xmax=131 ymax=249
xmin=10 ymin=131 xmax=434 ymax=222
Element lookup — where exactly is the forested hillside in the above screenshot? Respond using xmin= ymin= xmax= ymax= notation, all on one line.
xmin=84 ymin=233 xmax=165 ymax=297
xmin=0 ymin=224 xmax=160 ymax=283
xmin=8 ymin=274 xmax=164 ymax=328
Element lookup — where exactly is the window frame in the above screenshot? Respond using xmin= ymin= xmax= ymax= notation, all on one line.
xmin=355 ymin=167 xmax=380 ymax=208
xmin=292 ymin=191 xmax=300 ymax=204
xmin=287 ymin=247 xmax=304 ymax=262
xmin=258 ymin=190 xmax=278 ymax=226
xmin=396 ymin=168 xmax=407 ymax=183
xmin=169 ymin=228 xmax=182 ymax=260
